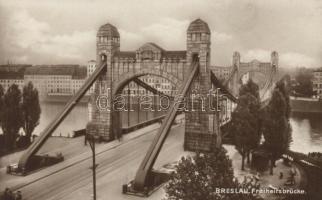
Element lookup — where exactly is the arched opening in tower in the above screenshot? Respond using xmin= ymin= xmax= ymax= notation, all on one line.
xmin=192 ymin=53 xmax=199 ymax=63
xmin=101 ymin=54 xmax=107 ymax=62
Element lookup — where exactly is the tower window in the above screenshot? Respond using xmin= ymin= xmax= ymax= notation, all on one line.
xmin=192 ymin=33 xmax=196 ymax=41
xmin=101 ymin=54 xmax=107 ymax=62
xmin=196 ymin=33 xmax=201 ymax=41
xmin=192 ymin=54 xmax=199 ymax=63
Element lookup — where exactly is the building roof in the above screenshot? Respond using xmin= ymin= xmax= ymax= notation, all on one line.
xmin=0 ymin=71 xmax=24 ymax=79
xmin=212 ymin=66 xmax=232 ymax=70
xmin=114 ymin=51 xmax=136 ymax=59
xmin=313 ymin=68 xmax=322 ymax=72
xmin=72 ymin=66 xmax=87 ymax=79
xmin=163 ymin=51 xmax=186 ymax=59
xmin=97 ymin=23 xmax=120 ymax=37
xmin=0 ymin=65 xmax=30 ymax=79
xmin=187 ymin=18 xmax=210 ymax=34
xmin=25 ymin=65 xmax=86 ymax=78
xmin=145 ymin=43 xmax=165 ymax=51
xmin=0 ymin=64 xmax=31 ymax=72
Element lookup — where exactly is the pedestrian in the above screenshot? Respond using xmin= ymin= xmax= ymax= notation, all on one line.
xmin=8 ymin=190 xmax=14 ymax=200
xmin=15 ymin=191 xmax=22 ymax=200
xmin=84 ymin=134 xmax=88 ymax=146
xmin=3 ymin=188 xmax=10 ymax=200
xmin=279 ymin=172 xmax=283 ymax=179
xmin=254 ymin=172 xmax=260 ymax=182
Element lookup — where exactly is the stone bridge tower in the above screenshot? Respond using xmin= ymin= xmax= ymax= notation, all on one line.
xmin=184 ymin=19 xmax=219 ymax=151
xmin=232 ymin=51 xmax=240 ymax=96
xmin=87 ymin=24 xmax=120 ymax=140
xmin=271 ymin=51 xmax=278 ymax=73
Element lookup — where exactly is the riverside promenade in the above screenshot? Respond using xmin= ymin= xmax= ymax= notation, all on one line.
xmin=1 ymin=121 xmax=307 ymax=200
xmin=0 ymin=120 xmax=191 ymax=200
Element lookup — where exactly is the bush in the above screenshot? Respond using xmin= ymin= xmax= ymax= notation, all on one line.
xmin=164 ymin=147 xmax=262 ymax=200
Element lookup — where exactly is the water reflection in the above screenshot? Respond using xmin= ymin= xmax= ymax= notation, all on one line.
xmin=290 ymin=113 xmax=322 ymax=153
xmin=37 ymin=103 xmax=322 ymax=154
xmin=34 ymin=102 xmax=89 ymax=137
xmin=35 ymin=102 xmax=166 ymax=137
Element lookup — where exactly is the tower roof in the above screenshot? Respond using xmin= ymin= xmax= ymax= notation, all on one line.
xmin=187 ymin=19 xmax=210 ymax=34
xmin=97 ymin=23 xmax=120 ymax=37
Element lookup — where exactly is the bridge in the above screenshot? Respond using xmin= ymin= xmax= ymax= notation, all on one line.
xmin=13 ymin=19 xmax=277 ymax=195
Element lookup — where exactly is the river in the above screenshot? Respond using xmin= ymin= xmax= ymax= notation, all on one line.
xmin=290 ymin=113 xmax=322 ymax=153
xmin=35 ymin=102 xmax=322 ymax=153
xmin=34 ymin=102 xmax=165 ymax=137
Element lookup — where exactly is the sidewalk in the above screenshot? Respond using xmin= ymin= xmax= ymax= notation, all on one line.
xmin=0 ymin=122 xmax=162 ymax=192
xmin=224 ymin=145 xmax=306 ymax=200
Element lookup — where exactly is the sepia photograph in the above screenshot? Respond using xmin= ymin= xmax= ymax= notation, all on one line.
xmin=0 ymin=0 xmax=322 ymax=199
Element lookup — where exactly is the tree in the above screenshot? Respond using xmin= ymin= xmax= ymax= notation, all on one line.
xmin=0 ymin=84 xmax=4 ymax=125
xmin=164 ymin=147 xmax=262 ymax=200
xmin=275 ymin=80 xmax=291 ymax=119
xmin=262 ymin=83 xmax=292 ymax=175
xmin=230 ymin=80 xmax=261 ymax=170
xmin=2 ymin=84 xmax=23 ymax=150
xmin=22 ymin=82 xmax=41 ymax=144
xmin=293 ymin=69 xmax=314 ymax=97
xmin=0 ymin=85 xmax=4 ymax=150
xmin=239 ymin=79 xmax=260 ymax=100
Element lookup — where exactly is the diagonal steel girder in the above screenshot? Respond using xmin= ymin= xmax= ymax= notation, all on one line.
xmin=132 ymin=77 xmax=174 ymax=100
xmin=210 ymin=71 xmax=237 ymax=102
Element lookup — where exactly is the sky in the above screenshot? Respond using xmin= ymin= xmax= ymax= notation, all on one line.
xmin=0 ymin=0 xmax=321 ymax=68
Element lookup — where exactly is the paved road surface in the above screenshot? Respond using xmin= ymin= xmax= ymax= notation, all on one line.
xmin=14 ymin=123 xmax=188 ymax=200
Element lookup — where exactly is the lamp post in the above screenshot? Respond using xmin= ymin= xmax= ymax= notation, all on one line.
xmin=88 ymin=134 xmax=97 ymax=200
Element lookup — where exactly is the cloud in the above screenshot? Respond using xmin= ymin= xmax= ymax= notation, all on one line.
xmin=242 ymin=49 xmax=271 ymax=62
xmin=8 ymin=10 xmax=50 ymax=49
xmin=38 ymin=30 xmax=96 ymax=60
xmin=2 ymin=8 xmax=96 ymax=63
xmin=280 ymin=52 xmax=318 ymax=68
xmin=140 ymin=18 xmax=189 ymax=49
xmin=118 ymin=18 xmax=232 ymax=51
xmin=118 ymin=29 xmax=145 ymax=50
xmin=212 ymin=30 xmax=232 ymax=43
xmin=241 ymin=49 xmax=319 ymax=68
xmin=0 ymin=0 xmax=321 ymax=67
xmin=117 ymin=18 xmax=190 ymax=50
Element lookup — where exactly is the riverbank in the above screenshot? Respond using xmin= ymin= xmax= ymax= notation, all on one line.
xmin=0 ymin=125 xmax=309 ymax=200
xmin=224 ymin=145 xmax=307 ymax=200
xmin=40 ymin=95 xmax=90 ymax=104
xmin=0 ymin=136 xmax=85 ymax=169
xmin=290 ymin=96 xmax=322 ymax=113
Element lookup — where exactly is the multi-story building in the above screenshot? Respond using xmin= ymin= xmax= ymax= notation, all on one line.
xmin=72 ymin=67 xmax=87 ymax=95
xmin=24 ymin=65 xmax=87 ymax=100
xmin=86 ymin=60 xmax=96 ymax=94
xmin=211 ymin=66 xmax=232 ymax=82
xmin=0 ymin=65 xmax=31 ymax=91
xmin=0 ymin=72 xmax=25 ymax=91
xmin=313 ymin=68 xmax=322 ymax=98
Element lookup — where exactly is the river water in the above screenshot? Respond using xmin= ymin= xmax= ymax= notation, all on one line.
xmin=35 ymin=102 xmax=322 ymax=153
xmin=33 ymin=102 xmax=165 ymax=137
xmin=290 ymin=113 xmax=322 ymax=153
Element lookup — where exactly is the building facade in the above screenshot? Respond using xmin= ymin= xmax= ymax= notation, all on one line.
xmin=86 ymin=60 xmax=97 ymax=95
xmin=212 ymin=66 xmax=232 ymax=81
xmin=313 ymin=68 xmax=322 ymax=98
xmin=24 ymin=65 xmax=87 ymax=100
xmin=0 ymin=65 xmax=30 ymax=91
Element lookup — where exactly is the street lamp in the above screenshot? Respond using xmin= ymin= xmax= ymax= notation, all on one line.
xmin=87 ymin=134 xmax=98 ymax=200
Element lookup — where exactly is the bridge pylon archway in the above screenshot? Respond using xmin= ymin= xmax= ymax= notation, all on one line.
xmin=86 ymin=19 xmax=223 ymax=152
xmin=228 ymin=51 xmax=278 ymax=98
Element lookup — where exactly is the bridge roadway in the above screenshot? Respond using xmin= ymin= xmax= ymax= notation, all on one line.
xmin=1 ymin=120 xmax=189 ymax=200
